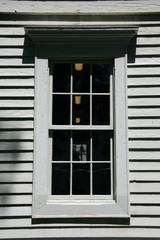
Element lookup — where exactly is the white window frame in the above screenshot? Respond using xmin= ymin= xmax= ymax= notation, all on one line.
xmin=49 ymin=61 xmax=114 ymax=200
xmin=26 ymin=27 xmax=138 ymax=222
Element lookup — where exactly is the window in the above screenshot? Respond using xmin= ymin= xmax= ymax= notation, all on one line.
xmin=50 ymin=62 xmax=113 ymax=199
xmin=25 ymin=27 xmax=138 ymax=222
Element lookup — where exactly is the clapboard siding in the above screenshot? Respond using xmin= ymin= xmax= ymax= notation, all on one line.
xmin=0 ymin=78 xmax=34 ymax=86
xmin=0 ymin=0 xmax=159 ymax=238
xmin=0 ymin=152 xmax=33 ymax=161
xmin=0 ymin=120 xmax=33 ymax=129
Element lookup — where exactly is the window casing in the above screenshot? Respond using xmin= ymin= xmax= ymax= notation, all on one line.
xmin=25 ymin=27 xmax=138 ymax=222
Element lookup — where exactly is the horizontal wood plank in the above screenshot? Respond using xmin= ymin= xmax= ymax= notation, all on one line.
xmin=0 ymin=218 xmax=31 ymax=228
xmin=0 ymin=99 xmax=34 ymax=107
xmin=0 ymin=78 xmax=34 ymax=87
xmin=130 ymin=161 xmax=160 ymax=171
xmin=0 ymin=88 xmax=34 ymax=97
xmin=0 ymin=48 xmax=34 ymax=57
xmin=128 ymin=77 xmax=160 ymax=86
xmin=128 ymin=87 xmax=160 ymax=96
xmin=129 ymin=129 xmax=160 ymax=138
xmin=131 ymin=217 xmax=160 ymax=227
xmin=0 ymin=67 xmax=34 ymax=77
xmin=0 ymin=163 xmax=32 ymax=171
xmin=0 ymin=58 xmax=34 ymax=66
xmin=0 ymin=183 xmax=32 ymax=193
xmin=129 ymin=140 xmax=160 ymax=149
xmin=0 ymin=110 xmax=33 ymax=118
xmin=0 ymin=206 xmax=31 ymax=217
xmin=129 ymin=151 xmax=160 ymax=160
xmin=137 ymin=37 xmax=160 ymax=45
xmin=128 ymin=66 xmax=160 ymax=76
xmin=0 ymin=120 xmax=33 ymax=129
xmin=130 ymin=182 xmax=160 ymax=193
xmin=0 ymin=131 xmax=33 ymax=140
xmin=130 ymin=194 xmax=160 ymax=204
xmin=131 ymin=205 xmax=160 ymax=215
xmin=0 ymin=152 xmax=33 ymax=161
xmin=0 ymin=142 xmax=33 ymax=151
xmin=0 ymin=173 xmax=32 ymax=183
xmin=128 ymin=108 xmax=160 ymax=117
xmin=128 ymin=98 xmax=160 ymax=106
xmin=130 ymin=172 xmax=160 ymax=181
xmin=128 ymin=118 xmax=160 ymax=128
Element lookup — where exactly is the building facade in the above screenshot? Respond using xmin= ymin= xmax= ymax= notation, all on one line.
xmin=0 ymin=0 xmax=160 ymax=239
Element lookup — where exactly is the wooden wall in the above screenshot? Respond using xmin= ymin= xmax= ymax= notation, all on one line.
xmin=0 ymin=0 xmax=160 ymax=239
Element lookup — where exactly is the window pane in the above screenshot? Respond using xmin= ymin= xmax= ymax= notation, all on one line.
xmin=72 ymin=163 xmax=90 ymax=195
xmin=53 ymin=130 xmax=70 ymax=161
xmin=53 ymin=63 xmax=71 ymax=93
xmin=93 ymin=131 xmax=110 ymax=161
xmin=52 ymin=163 xmax=70 ymax=195
xmin=92 ymin=95 xmax=110 ymax=125
xmin=93 ymin=163 xmax=111 ymax=195
xmin=73 ymin=95 xmax=90 ymax=125
xmin=92 ymin=64 xmax=110 ymax=93
xmin=73 ymin=131 xmax=90 ymax=162
xmin=53 ymin=95 xmax=70 ymax=125
xmin=73 ymin=64 xmax=90 ymax=93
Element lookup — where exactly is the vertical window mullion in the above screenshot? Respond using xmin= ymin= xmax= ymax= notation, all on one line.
xmin=90 ymin=131 xmax=93 ymax=195
xmin=70 ymin=131 xmax=73 ymax=195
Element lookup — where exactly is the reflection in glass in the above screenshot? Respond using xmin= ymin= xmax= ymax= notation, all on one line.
xmin=53 ymin=95 xmax=70 ymax=125
xmin=92 ymin=95 xmax=110 ymax=125
xmin=93 ymin=163 xmax=111 ymax=195
xmin=73 ymin=95 xmax=90 ymax=125
xmin=73 ymin=64 xmax=90 ymax=93
xmin=72 ymin=164 xmax=90 ymax=195
xmin=93 ymin=131 xmax=110 ymax=161
xmin=53 ymin=131 xmax=70 ymax=161
xmin=53 ymin=64 xmax=71 ymax=93
xmin=73 ymin=131 xmax=90 ymax=162
xmin=52 ymin=163 xmax=70 ymax=195
xmin=92 ymin=64 xmax=110 ymax=93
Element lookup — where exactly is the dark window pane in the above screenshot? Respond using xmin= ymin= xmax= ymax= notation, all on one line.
xmin=73 ymin=64 xmax=90 ymax=93
xmin=72 ymin=164 xmax=90 ymax=195
xmin=73 ymin=95 xmax=90 ymax=125
xmin=92 ymin=95 xmax=110 ymax=125
xmin=53 ymin=95 xmax=70 ymax=125
xmin=52 ymin=163 xmax=70 ymax=195
xmin=53 ymin=130 xmax=70 ymax=161
xmin=93 ymin=131 xmax=110 ymax=161
xmin=73 ymin=131 xmax=90 ymax=162
xmin=53 ymin=63 xmax=71 ymax=93
xmin=92 ymin=64 xmax=110 ymax=93
xmin=93 ymin=163 xmax=111 ymax=195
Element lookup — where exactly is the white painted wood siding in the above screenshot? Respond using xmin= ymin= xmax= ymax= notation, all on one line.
xmin=0 ymin=0 xmax=160 ymax=239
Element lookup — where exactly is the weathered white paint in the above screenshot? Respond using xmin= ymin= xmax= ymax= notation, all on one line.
xmin=129 ymin=129 xmax=160 ymax=138
xmin=0 ymin=120 xmax=33 ymax=129
xmin=130 ymin=182 xmax=160 ymax=193
xmin=0 ymin=67 xmax=34 ymax=76
xmin=128 ymin=119 xmax=160 ymax=127
xmin=0 ymin=184 xmax=32 ymax=193
xmin=129 ymin=140 xmax=160 ymax=149
xmin=0 ymin=0 xmax=160 ymax=238
xmin=130 ymin=194 xmax=160 ymax=204
xmin=0 ymin=142 xmax=33 ymax=151
xmin=0 ymin=131 xmax=33 ymax=140
xmin=130 ymin=161 xmax=160 ymax=171
xmin=0 ymin=99 xmax=34 ymax=107
xmin=0 ymin=89 xmax=34 ymax=97
xmin=0 ymin=163 xmax=33 ymax=171
xmin=128 ymin=77 xmax=160 ymax=86
xmin=0 ymin=0 xmax=160 ymax=14
xmin=0 ymin=152 xmax=33 ymax=161
xmin=129 ymin=151 xmax=160 ymax=160
xmin=0 ymin=110 xmax=33 ymax=118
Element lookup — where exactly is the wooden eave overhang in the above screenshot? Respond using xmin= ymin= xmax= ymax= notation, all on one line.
xmin=25 ymin=27 xmax=138 ymax=46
